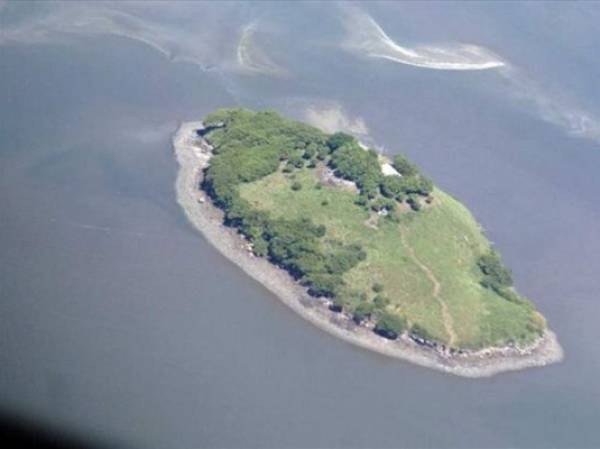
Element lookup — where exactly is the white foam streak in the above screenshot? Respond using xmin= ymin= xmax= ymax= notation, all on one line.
xmin=341 ymin=7 xmax=505 ymax=71
xmin=341 ymin=6 xmax=600 ymax=144
xmin=498 ymin=66 xmax=600 ymax=144
xmin=0 ymin=5 xmax=229 ymax=71
xmin=236 ymin=22 xmax=287 ymax=77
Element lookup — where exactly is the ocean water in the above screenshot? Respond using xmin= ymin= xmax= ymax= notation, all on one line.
xmin=1 ymin=2 xmax=600 ymax=448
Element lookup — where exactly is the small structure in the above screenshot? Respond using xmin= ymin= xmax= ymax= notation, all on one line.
xmin=381 ymin=162 xmax=400 ymax=177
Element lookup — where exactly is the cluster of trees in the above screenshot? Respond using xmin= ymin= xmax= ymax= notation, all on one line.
xmin=350 ymin=292 xmax=438 ymax=342
xmin=352 ymin=300 xmax=435 ymax=342
xmin=373 ymin=312 xmax=408 ymax=339
xmin=477 ymin=250 xmax=522 ymax=303
xmin=348 ymin=282 xmax=438 ymax=342
xmin=326 ymin=132 xmax=355 ymax=151
xmin=347 ymin=284 xmax=385 ymax=324
xmin=380 ymin=174 xmax=432 ymax=201
xmin=327 ymin=133 xmax=433 ymax=211
xmin=329 ymin=140 xmax=383 ymax=198
xmin=409 ymin=323 xmax=434 ymax=342
xmin=202 ymin=109 xmax=437 ymax=343
xmin=202 ymin=109 xmax=367 ymax=300
xmin=392 ymin=154 xmax=418 ymax=177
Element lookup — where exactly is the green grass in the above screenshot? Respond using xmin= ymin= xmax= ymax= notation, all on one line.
xmin=239 ymin=166 xmax=542 ymax=349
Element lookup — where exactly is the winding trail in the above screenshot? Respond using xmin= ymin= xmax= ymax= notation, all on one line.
xmin=400 ymin=229 xmax=457 ymax=347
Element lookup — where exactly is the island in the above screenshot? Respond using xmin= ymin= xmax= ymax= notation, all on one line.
xmin=174 ymin=108 xmax=563 ymax=377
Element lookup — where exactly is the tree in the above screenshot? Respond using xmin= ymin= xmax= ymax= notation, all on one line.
xmin=325 ymin=244 xmax=366 ymax=274
xmin=374 ymin=313 xmax=407 ymax=340
xmin=380 ymin=176 xmax=406 ymax=201
xmin=372 ymin=283 xmax=384 ymax=293
xmin=410 ymin=323 xmax=434 ymax=342
xmin=289 ymin=153 xmax=305 ymax=168
xmin=406 ymin=195 xmax=421 ymax=211
xmin=371 ymin=197 xmax=396 ymax=212
xmin=354 ymin=194 xmax=369 ymax=207
xmin=353 ymin=302 xmax=375 ymax=324
xmin=478 ymin=250 xmax=513 ymax=287
xmin=304 ymin=273 xmax=343 ymax=298
xmin=373 ymin=294 xmax=390 ymax=309
xmin=326 ymin=132 xmax=355 ymax=151
xmin=329 ymin=296 xmax=347 ymax=313
xmin=252 ymin=237 xmax=269 ymax=257
xmin=381 ymin=173 xmax=432 ymax=202
xmin=392 ymin=154 xmax=418 ymax=177
xmin=329 ymin=143 xmax=383 ymax=197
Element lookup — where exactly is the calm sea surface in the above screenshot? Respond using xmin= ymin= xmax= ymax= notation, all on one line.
xmin=1 ymin=2 xmax=600 ymax=448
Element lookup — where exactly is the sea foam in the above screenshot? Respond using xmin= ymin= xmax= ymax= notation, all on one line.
xmin=341 ymin=7 xmax=505 ymax=71
xmin=340 ymin=6 xmax=600 ymax=145
xmin=236 ymin=22 xmax=287 ymax=77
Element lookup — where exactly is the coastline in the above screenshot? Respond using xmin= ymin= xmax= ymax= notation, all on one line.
xmin=173 ymin=120 xmax=564 ymax=378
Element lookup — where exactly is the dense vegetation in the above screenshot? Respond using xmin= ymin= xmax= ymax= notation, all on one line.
xmin=374 ymin=313 xmax=408 ymax=339
xmin=477 ymin=250 xmax=522 ymax=303
xmin=328 ymin=135 xmax=433 ymax=208
xmin=202 ymin=109 xmax=433 ymax=302
xmin=329 ymin=142 xmax=383 ymax=198
xmin=202 ymin=109 xmax=368 ymax=299
xmin=201 ymin=108 xmax=546 ymax=350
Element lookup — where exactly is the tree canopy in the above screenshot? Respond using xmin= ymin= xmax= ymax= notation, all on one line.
xmin=202 ymin=109 xmax=367 ymax=303
xmin=374 ymin=313 xmax=407 ymax=340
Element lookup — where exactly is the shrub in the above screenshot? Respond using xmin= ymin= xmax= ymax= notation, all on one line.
xmin=385 ymin=210 xmax=400 ymax=223
xmin=353 ymin=302 xmax=376 ymax=324
xmin=374 ymin=313 xmax=407 ymax=339
xmin=325 ymin=244 xmax=366 ymax=274
xmin=354 ymin=194 xmax=369 ymax=207
xmin=410 ymin=323 xmax=434 ymax=342
xmin=373 ymin=294 xmax=390 ymax=309
xmin=372 ymin=283 xmax=384 ymax=293
xmin=304 ymin=273 xmax=344 ymax=297
xmin=407 ymin=195 xmax=421 ymax=211
xmin=327 ymin=132 xmax=355 ymax=151
xmin=381 ymin=172 xmax=432 ymax=201
xmin=317 ymin=146 xmax=330 ymax=160
xmin=399 ymin=176 xmax=433 ymax=196
xmin=303 ymin=145 xmax=316 ymax=159
xmin=291 ymin=181 xmax=302 ymax=191
xmin=527 ymin=311 xmax=546 ymax=335
xmin=329 ymin=296 xmax=346 ymax=313
xmin=380 ymin=176 xmax=406 ymax=201
xmin=289 ymin=153 xmax=305 ymax=168
xmin=252 ymin=237 xmax=269 ymax=257
xmin=478 ymin=250 xmax=513 ymax=287
xmin=371 ymin=197 xmax=396 ymax=212
xmin=392 ymin=154 xmax=418 ymax=177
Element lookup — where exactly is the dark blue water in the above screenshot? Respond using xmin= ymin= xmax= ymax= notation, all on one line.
xmin=1 ymin=2 xmax=599 ymax=448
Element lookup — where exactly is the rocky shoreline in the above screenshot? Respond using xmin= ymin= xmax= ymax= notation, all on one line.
xmin=173 ymin=120 xmax=564 ymax=378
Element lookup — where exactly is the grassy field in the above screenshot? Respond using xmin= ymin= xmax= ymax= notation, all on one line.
xmin=239 ymin=166 xmax=541 ymax=349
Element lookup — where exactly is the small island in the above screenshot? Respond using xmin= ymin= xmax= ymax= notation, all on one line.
xmin=174 ymin=108 xmax=563 ymax=377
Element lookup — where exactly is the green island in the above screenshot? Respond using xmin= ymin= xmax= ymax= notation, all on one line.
xmin=174 ymin=108 xmax=563 ymax=375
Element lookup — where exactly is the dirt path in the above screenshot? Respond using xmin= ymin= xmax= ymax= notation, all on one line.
xmin=400 ymin=229 xmax=457 ymax=347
